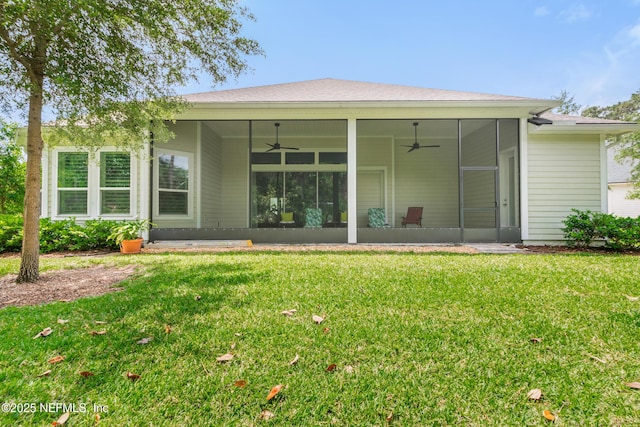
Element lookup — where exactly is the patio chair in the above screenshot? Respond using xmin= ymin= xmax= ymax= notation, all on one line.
xmin=401 ymin=206 xmax=423 ymax=228
xmin=279 ymin=211 xmax=295 ymax=227
xmin=304 ymin=208 xmax=323 ymax=228
xmin=368 ymin=208 xmax=388 ymax=228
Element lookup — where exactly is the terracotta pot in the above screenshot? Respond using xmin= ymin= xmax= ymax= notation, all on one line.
xmin=120 ymin=237 xmax=143 ymax=254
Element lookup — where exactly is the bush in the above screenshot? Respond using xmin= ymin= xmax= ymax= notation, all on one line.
xmin=0 ymin=216 xmax=124 ymax=253
xmin=563 ymin=209 xmax=640 ymax=250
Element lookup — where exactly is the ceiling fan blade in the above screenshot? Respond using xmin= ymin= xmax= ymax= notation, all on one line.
xmin=421 ymin=145 xmax=441 ymax=148
xmin=407 ymin=147 xmax=417 ymax=152
xmin=280 ymin=146 xmax=300 ymax=150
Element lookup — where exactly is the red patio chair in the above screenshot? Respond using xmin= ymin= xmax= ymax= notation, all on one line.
xmin=401 ymin=207 xmax=423 ymax=228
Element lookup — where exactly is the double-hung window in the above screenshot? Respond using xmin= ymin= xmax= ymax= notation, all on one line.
xmin=54 ymin=149 xmax=135 ymax=218
xmin=57 ymin=152 xmax=89 ymax=215
xmin=156 ymin=150 xmax=192 ymax=217
xmin=100 ymin=152 xmax=131 ymax=215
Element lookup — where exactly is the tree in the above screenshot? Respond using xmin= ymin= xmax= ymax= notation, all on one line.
xmin=0 ymin=119 xmax=25 ymax=214
xmin=0 ymin=1 xmax=262 ymax=282
xmin=552 ymin=90 xmax=582 ymax=115
xmin=583 ymin=90 xmax=640 ymax=199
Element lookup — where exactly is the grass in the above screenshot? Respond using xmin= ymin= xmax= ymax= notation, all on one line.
xmin=1 ymin=251 xmax=640 ymax=426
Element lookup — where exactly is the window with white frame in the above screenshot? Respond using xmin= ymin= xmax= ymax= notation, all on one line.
xmin=55 ymin=149 xmax=135 ymax=218
xmin=57 ymin=152 xmax=89 ymax=215
xmin=156 ymin=151 xmax=192 ymax=216
xmin=100 ymin=152 xmax=131 ymax=215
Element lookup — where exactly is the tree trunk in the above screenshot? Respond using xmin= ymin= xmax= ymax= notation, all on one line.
xmin=16 ymin=83 xmax=44 ymax=283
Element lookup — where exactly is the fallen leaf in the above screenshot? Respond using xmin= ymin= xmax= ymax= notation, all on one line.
xmin=126 ymin=371 xmax=141 ymax=381
xmin=589 ymin=354 xmax=607 ymax=364
xmin=345 ymin=365 xmax=354 ymax=374
xmin=89 ymin=330 xmax=107 ymax=336
xmin=323 ymin=327 xmax=330 ymax=334
xmin=312 ymin=314 xmax=325 ymax=324
xmin=626 ymin=295 xmax=639 ymax=301
xmin=137 ymin=337 xmax=153 ymax=345
xmin=266 ymin=384 xmax=283 ymax=401
xmin=281 ymin=309 xmax=297 ymax=316
xmin=52 ymin=411 xmax=70 ymax=425
xmin=79 ymin=371 xmax=94 ymax=378
xmin=95 ymin=413 xmax=101 ymax=424
xmin=37 ymin=369 xmax=52 ymax=377
xmin=94 ymin=321 xmax=107 ymax=325
xmin=164 ymin=324 xmax=172 ymax=334
xmin=289 ymin=354 xmax=299 ymax=366
xmin=386 ymin=411 xmax=393 ymax=422
xmin=542 ymin=409 xmax=555 ymax=421
xmin=230 ymin=342 xmax=236 ymax=350
xmin=48 ymin=356 xmax=65 ymax=364
xmin=626 ymin=382 xmax=640 ymax=389
xmin=530 ymin=337 xmax=543 ymax=344
xmin=234 ymin=380 xmax=247 ymax=388
xmin=33 ymin=327 xmax=53 ymax=339
xmin=195 ymin=295 xmax=202 ymax=301
xmin=57 ymin=319 xmax=69 ymax=324
xmin=260 ymin=410 xmax=275 ymax=420
xmin=326 ymin=363 xmax=337 ymax=372
xmin=234 ymin=332 xmax=243 ymax=337
xmin=527 ymin=389 xmax=542 ymax=400
xmin=216 ymin=353 xmax=234 ymax=363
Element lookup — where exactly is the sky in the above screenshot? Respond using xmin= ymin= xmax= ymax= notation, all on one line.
xmin=178 ymin=0 xmax=640 ymax=109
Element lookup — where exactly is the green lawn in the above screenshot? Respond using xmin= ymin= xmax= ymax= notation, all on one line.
xmin=1 ymin=251 xmax=639 ymax=426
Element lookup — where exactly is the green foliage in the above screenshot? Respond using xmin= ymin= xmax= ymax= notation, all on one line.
xmin=0 ymin=216 xmax=123 ymax=253
xmin=552 ymin=90 xmax=582 ymax=115
xmin=562 ymin=209 xmax=640 ymax=250
xmin=1 ymin=252 xmax=640 ymax=425
xmin=0 ymin=120 xmax=25 ymax=214
xmin=583 ymin=90 xmax=640 ymax=198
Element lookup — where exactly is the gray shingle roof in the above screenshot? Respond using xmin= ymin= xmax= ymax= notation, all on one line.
xmin=540 ymin=112 xmax=637 ymax=125
xmin=182 ymin=78 xmax=547 ymax=103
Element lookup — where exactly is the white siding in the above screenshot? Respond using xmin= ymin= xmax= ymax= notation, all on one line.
xmin=609 ymin=183 xmax=640 ymax=218
xmin=526 ymin=134 xmax=602 ymax=242
xmin=220 ymin=138 xmax=249 ymax=227
xmin=200 ymin=123 xmax=222 ymax=227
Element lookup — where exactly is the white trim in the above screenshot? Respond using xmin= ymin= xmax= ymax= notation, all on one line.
xmin=520 ymin=118 xmax=529 ymax=240
xmin=153 ymin=148 xmax=195 ymax=220
xmin=50 ymin=147 xmax=138 ymax=220
xmin=600 ymin=135 xmax=608 ymax=213
xmin=41 ymin=149 xmax=49 ymax=217
xmin=196 ymin=122 xmax=202 ymax=228
xmin=347 ymin=118 xmax=357 ymax=243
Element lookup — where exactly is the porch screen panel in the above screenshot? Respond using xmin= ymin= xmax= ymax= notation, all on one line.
xmin=58 ymin=152 xmax=88 ymax=215
xmin=100 ymin=152 xmax=131 ymax=214
xmin=158 ymin=153 xmax=189 ymax=215
xmin=461 ymin=120 xmax=496 ymax=167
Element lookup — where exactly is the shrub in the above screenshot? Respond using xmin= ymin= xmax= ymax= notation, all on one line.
xmin=563 ymin=209 xmax=640 ymax=250
xmin=0 ymin=216 xmax=125 ymax=253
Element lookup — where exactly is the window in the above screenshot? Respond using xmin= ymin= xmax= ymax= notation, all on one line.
xmin=100 ymin=152 xmax=131 ymax=214
xmin=58 ymin=152 xmax=88 ymax=215
xmin=157 ymin=152 xmax=191 ymax=216
xmin=54 ymin=149 xmax=136 ymax=219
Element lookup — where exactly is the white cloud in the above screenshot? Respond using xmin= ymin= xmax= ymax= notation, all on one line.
xmin=559 ymin=4 xmax=593 ymax=23
xmin=534 ymin=6 xmax=550 ymax=17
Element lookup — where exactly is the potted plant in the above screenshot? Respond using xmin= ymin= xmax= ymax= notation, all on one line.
xmin=108 ymin=219 xmax=154 ymax=254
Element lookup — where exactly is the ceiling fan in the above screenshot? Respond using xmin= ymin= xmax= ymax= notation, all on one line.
xmin=402 ymin=122 xmax=440 ymax=152
xmin=265 ymin=122 xmax=299 ymax=152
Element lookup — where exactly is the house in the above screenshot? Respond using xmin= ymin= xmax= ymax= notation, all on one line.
xmin=38 ymin=78 xmax=639 ymax=245
xmin=607 ymin=143 xmax=640 ymax=218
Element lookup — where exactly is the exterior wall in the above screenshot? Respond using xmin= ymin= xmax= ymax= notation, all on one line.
xmin=153 ymin=121 xmax=198 ymax=228
xmin=220 ymin=137 xmax=249 ymax=227
xmin=525 ymin=133 xmax=602 ymax=243
xmin=609 ymin=183 xmax=640 ymax=217
xmin=200 ymin=123 xmax=222 ymax=227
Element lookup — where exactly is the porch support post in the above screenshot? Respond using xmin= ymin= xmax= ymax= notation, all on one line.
xmin=519 ymin=118 xmax=529 ymax=241
xmin=347 ymin=118 xmax=357 ymax=243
